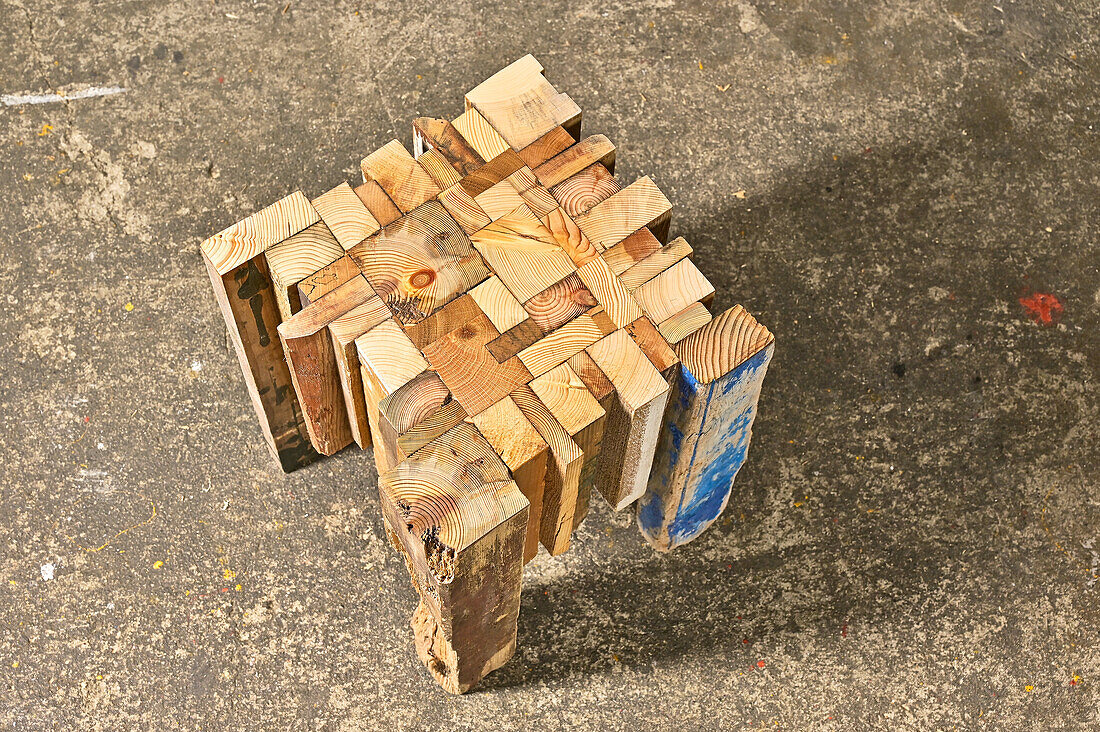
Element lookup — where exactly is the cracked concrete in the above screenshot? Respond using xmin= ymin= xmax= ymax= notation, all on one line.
xmin=1 ymin=0 xmax=1098 ymax=729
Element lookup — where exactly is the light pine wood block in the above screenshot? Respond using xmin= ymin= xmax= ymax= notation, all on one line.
xmin=361 ymin=139 xmax=441 ymax=214
xmin=265 ymin=221 xmax=344 ymax=320
xmin=639 ymin=306 xmax=774 ymax=551
xmin=470 ymin=205 xmax=577 ymax=303
xmin=312 ymin=181 xmax=381 ymax=250
xmin=533 ymin=134 xmax=616 ymax=188
xmin=632 ymin=258 xmax=716 ymax=324
xmin=465 ymin=54 xmax=581 ymax=149
xmin=452 ymin=108 xmax=510 ymax=162
xmin=469 ymin=276 xmax=527 ymax=333
xmin=574 ymin=176 xmax=673 ymax=250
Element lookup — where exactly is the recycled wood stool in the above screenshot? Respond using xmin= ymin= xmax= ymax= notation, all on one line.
xmin=199 ymin=55 xmax=774 ymax=693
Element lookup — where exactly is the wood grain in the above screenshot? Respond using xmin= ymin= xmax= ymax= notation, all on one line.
xmin=311 ymin=181 xmax=381 ymax=250
xmin=600 ymin=227 xmax=663 ymax=276
xmin=522 ymin=273 xmax=597 ymax=333
xmin=361 ymin=139 xmax=441 ymax=213
xmin=465 ymin=54 xmax=581 ymax=150
xmin=576 ymin=255 xmax=642 ymax=329
xmin=517 ymin=125 xmax=576 ymax=169
xmin=264 ymin=221 xmax=344 ymax=320
xmin=549 ymin=162 xmax=621 ymax=219
xmin=533 ymin=134 xmax=616 ymax=188
xmin=516 ymin=314 xmax=604 ymax=378
xmin=328 ymin=297 xmax=394 ymax=448
xmin=451 ymin=108 xmax=509 ymax=162
xmin=296 ymin=254 xmax=361 ymax=307
xmin=201 ymin=190 xmax=318 ymax=275
xmin=573 ymin=176 xmax=672 ymax=250
xmin=413 ymin=116 xmax=485 ymax=176
xmin=657 ymin=302 xmax=713 ymax=345
xmin=470 ymin=205 xmax=577 ymax=303
xmin=618 ymin=236 xmax=693 ymax=291
xmin=468 ymin=276 xmax=527 ymax=333
xmin=632 ymin=258 xmax=716 ymax=324
xmin=353 ymin=180 xmax=402 ymax=226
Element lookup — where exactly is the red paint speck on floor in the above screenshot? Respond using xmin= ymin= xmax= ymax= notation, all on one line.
xmin=1019 ymin=292 xmax=1064 ymax=325
xmin=756 ymin=660 xmax=766 ymax=669
xmin=842 ymin=623 xmax=848 ymax=637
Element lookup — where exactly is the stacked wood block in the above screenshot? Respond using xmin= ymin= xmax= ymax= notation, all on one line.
xmin=200 ymin=55 xmax=774 ymax=693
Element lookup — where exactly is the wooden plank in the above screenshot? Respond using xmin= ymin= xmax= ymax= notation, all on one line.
xmin=465 ymin=54 xmax=581 ymax=149
xmin=576 ymin=255 xmax=642 ymax=329
xmin=600 ymin=227 xmax=663 ymax=276
xmin=516 ymin=314 xmax=603 ymax=378
xmin=632 ymin=258 xmax=716 ymax=324
xmin=437 ymin=184 xmax=492 ymax=235
xmin=510 ymin=385 xmax=583 ymax=555
xmin=586 ymin=329 xmax=670 ymax=510
xmin=516 ymin=125 xmax=575 ymax=169
xmin=422 ymin=310 xmax=533 ymax=416
xmin=361 ymin=140 xmax=441 ymax=213
xmin=626 ymin=315 xmax=680 ymax=382
xmin=618 ymin=236 xmax=693 ymax=291
xmin=328 ymin=297 xmax=394 ymax=448
xmin=401 ymin=293 xmax=483 ymax=350
xmin=549 ymin=162 xmax=621 ymax=219
xmin=468 ymin=275 xmax=526 ymax=333
xmin=311 ymin=181 xmax=381 ymax=250
xmin=412 ymin=117 xmax=485 ymax=176
xmin=657 ymin=302 xmax=713 ymax=345
xmin=469 ymin=396 xmax=549 ymax=563
xmin=378 ymin=422 xmax=527 ymax=694
xmin=202 ymin=252 xmax=318 ymax=472
xmin=378 ymin=370 xmax=467 ymax=461
xmin=574 ymin=176 xmax=672 ymax=250
xmin=522 ymin=272 xmax=597 ymax=333
xmin=276 ymin=275 xmax=378 ymax=455
xmin=353 ymin=180 xmax=402 ymax=226
xmin=470 ymin=205 xmax=577 ymax=302
xmin=416 ymin=148 xmax=463 ymax=189
xmin=484 ymin=318 xmax=543 ymax=363
xmin=348 ymin=201 xmax=490 ymax=325
xmin=540 ymin=207 xmax=599 ymax=267
xmin=474 ymin=180 xmax=526 ymax=221
xmin=533 ymin=134 xmax=616 ymax=189
xmin=451 ymin=108 xmax=509 ymax=162
xmin=264 ymin=221 xmax=344 ymax=320
xmin=566 ymin=350 xmax=616 ymax=528
xmin=639 ymin=306 xmax=774 ymax=551
xmin=296 ymin=254 xmax=361 ymax=307
xmin=200 ymin=190 xmax=319 ymax=276
xmin=458 ymin=149 xmax=525 ymax=198
xmin=507 ymin=168 xmax=559 ymax=218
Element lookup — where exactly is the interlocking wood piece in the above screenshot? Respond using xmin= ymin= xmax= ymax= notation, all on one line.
xmin=378 ymin=422 xmax=527 ymax=694
xmin=533 ymin=134 xmax=616 ymax=188
xmin=328 ymin=297 xmax=393 ymax=449
xmin=506 ymin=166 xmax=559 ymax=217
xmin=627 ymin=315 xmax=680 ymax=382
xmin=517 ymin=125 xmax=576 ymax=169
xmin=465 ymin=54 xmax=581 ymax=149
xmin=601 ymin=227 xmax=664 ymax=276
xmin=484 ymin=318 xmax=543 ymax=363
xmin=401 ymin=293 xmax=484 ymax=351
xmin=378 ymin=370 xmax=468 ymax=464
xmin=348 ymin=201 xmax=490 ymax=325
xmin=639 ymin=306 xmax=774 ymax=551
xmin=353 ymin=180 xmax=403 ymax=226
xmin=516 ymin=314 xmax=604 ymax=378
xmin=468 ymin=276 xmax=527 ymax=333
xmin=510 ymin=385 xmax=583 ymax=555
xmin=618 ymin=236 xmax=694 ymax=291
xmin=451 ymin=108 xmax=509 ymax=162
xmin=422 ymin=310 xmax=533 ymax=416
xmin=264 ymin=221 xmax=345 ymax=320
xmin=457 ymin=148 xmax=525 ymax=198
xmin=657 ymin=302 xmax=713 ymax=345
xmin=574 ymin=176 xmax=672 ymax=250
xmin=523 ymin=273 xmax=598 ymax=333
xmin=471 ymin=205 xmax=577 ymax=303
xmin=474 ymin=180 xmax=526 ymax=221
xmin=277 ymin=276 xmax=378 ymax=455
xmin=469 ymin=396 xmax=549 ymax=563
xmin=417 ymin=148 xmax=463 ymax=189
xmin=632 ymin=258 xmax=716 ymax=324
xmin=586 ymin=329 xmax=670 ymax=510
xmin=540 ymin=207 xmax=599 ymax=267
xmin=361 ymin=140 xmax=441 ymax=214
xmin=312 ymin=181 xmax=381 ymax=250
xmin=550 ymin=162 xmax=621 ymax=219
xmin=437 ymin=183 xmax=492 ymax=235
xmin=200 ymin=191 xmax=320 ymax=471
xmin=576 ymin=255 xmax=642 ymax=329
xmin=297 ymin=254 xmax=361 ymax=307
xmin=413 ymin=117 xmax=486 ymax=176
xmin=567 ymin=350 xmax=616 ymax=528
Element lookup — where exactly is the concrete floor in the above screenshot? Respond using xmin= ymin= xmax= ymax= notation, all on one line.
xmin=1 ymin=0 xmax=1097 ymax=729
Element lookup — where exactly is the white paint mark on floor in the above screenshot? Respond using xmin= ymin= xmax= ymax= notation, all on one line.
xmin=41 ymin=563 xmax=55 ymax=581
xmin=2 ymin=86 xmax=127 ymax=106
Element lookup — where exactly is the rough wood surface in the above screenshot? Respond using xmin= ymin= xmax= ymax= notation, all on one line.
xmin=574 ymin=176 xmax=673 ymax=250
xmin=264 ymin=221 xmax=344 ymax=320
xmin=549 ymin=162 xmax=621 ymax=219
xmin=361 ymin=140 xmax=441 ymax=213
xmin=413 ymin=116 xmax=486 ymax=176
xmin=296 ymin=255 xmax=361 ymax=307
xmin=533 ymin=134 xmax=616 ymax=188
xmin=657 ymin=301 xmax=713 ymax=345
xmin=328 ymin=297 xmax=393 ymax=448
xmin=201 ymin=190 xmax=318 ymax=275
xmin=312 ymin=182 xmax=381 ymax=250
xmin=465 ymin=54 xmax=581 ymax=149
xmin=353 ymin=180 xmax=403 ymax=226
xmin=470 ymin=205 xmax=577 ymax=302
xmin=451 ymin=108 xmax=509 ymax=162
xmin=633 ymin=258 xmax=716 ymax=324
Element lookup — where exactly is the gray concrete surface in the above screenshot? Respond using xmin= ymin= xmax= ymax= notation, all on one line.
xmin=1 ymin=0 xmax=1097 ymax=729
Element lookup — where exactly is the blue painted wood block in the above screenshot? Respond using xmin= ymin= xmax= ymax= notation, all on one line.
xmin=638 ymin=306 xmax=774 ymax=551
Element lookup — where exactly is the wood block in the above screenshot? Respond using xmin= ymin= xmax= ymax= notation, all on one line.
xmin=468 ymin=276 xmax=526 ymax=333
xmin=348 ymin=201 xmax=490 ymax=324
xmin=540 ymin=207 xmax=599 ymax=267
xmin=413 ymin=117 xmax=485 ymax=176
xmin=566 ymin=350 xmax=616 ymax=528
xmin=510 ymin=385 xmax=583 ymax=555
xmin=353 ymin=180 xmax=402 ymax=226
xmin=417 ymin=148 xmax=463 ymax=189
xmin=378 ymin=422 xmax=527 ymax=694
xmin=474 ymin=180 xmax=526 ymax=221
xmin=296 ymin=254 xmax=360 ymax=307
xmin=600 ymin=227 xmax=663 ymax=276
xmin=328 ymin=297 xmax=394 ymax=448
xmin=576 ymin=256 xmax=642 ymax=329
xmin=422 ymin=311 xmax=533 ymax=416
xmin=574 ymin=176 xmax=672 ymax=250
xmin=470 ymin=205 xmax=577 ymax=302
xmin=657 ymin=302 xmax=713 ymax=345
xmin=401 ymin=292 xmax=484 ymax=351
xmin=517 ymin=126 xmax=575 ymax=169
xmin=200 ymin=191 xmax=320 ymax=471
xmin=638 ymin=306 xmax=774 ymax=551
xmin=451 ymin=108 xmax=509 ymax=162
xmin=458 ymin=149 xmax=525 ymax=199
xmin=437 ymin=183 xmax=492 ymax=235
xmin=465 ymin=54 xmax=581 ymax=149
xmin=626 ymin=315 xmax=680 ymax=382
xmin=484 ymin=318 xmax=543 ymax=363
xmin=586 ymin=329 xmax=670 ymax=510
xmin=533 ymin=134 xmax=616 ymax=188
xmin=277 ymin=276 xmax=378 ymax=455
xmin=361 ymin=140 xmax=441 ymax=213
xmin=523 ymin=272 xmax=598 ymax=333
xmin=618 ymin=236 xmax=693 ymax=291
xmin=312 ymin=181 xmax=381 ymax=250
xmin=516 ymin=314 xmax=604 ymax=378
xmin=549 ymin=162 xmax=621 ymax=219
xmin=632 ymin=258 xmax=716 ymax=324
xmin=378 ymin=370 xmax=467 ymax=462
xmin=264 ymin=221 xmax=344 ymax=320
xmin=469 ymin=396 xmax=549 ymax=563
